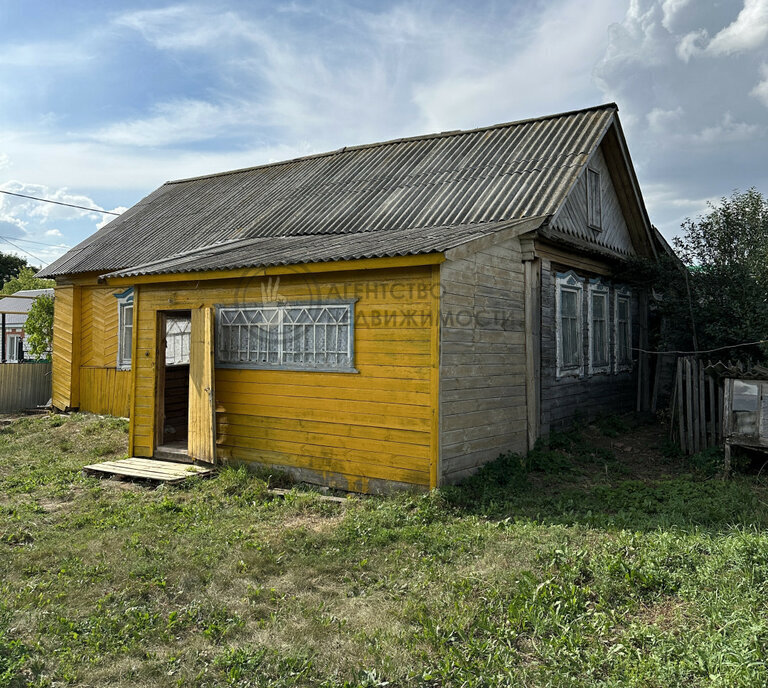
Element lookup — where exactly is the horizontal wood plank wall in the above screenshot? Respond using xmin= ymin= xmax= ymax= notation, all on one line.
xmin=52 ymin=285 xmax=79 ymax=410
xmin=439 ymin=234 xmax=528 ymax=485
xmin=130 ymin=266 xmax=437 ymax=493
xmin=78 ymin=285 xmax=131 ymax=417
xmin=550 ymin=145 xmax=635 ymax=257
xmin=539 ymin=258 xmax=637 ymax=434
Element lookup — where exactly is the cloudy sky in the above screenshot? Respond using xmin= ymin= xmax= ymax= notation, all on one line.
xmin=0 ymin=0 xmax=766 ymax=267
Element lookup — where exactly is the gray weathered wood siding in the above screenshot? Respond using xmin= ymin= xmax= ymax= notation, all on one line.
xmin=439 ymin=235 xmax=528 ymax=484
xmin=550 ymin=145 xmax=636 ymax=257
xmin=539 ymin=259 xmax=638 ymax=434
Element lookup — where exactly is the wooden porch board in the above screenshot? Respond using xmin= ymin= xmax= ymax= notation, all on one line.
xmin=84 ymin=457 xmax=214 ymax=483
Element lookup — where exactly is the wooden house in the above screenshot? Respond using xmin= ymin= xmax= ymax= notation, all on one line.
xmin=39 ymin=103 xmax=670 ymax=492
xmin=0 ymin=288 xmax=55 ymax=362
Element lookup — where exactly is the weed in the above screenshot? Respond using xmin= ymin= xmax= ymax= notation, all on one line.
xmin=2 ymin=414 xmax=768 ymax=687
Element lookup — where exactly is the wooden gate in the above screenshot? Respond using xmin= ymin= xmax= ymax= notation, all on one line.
xmin=670 ymin=356 xmax=724 ymax=455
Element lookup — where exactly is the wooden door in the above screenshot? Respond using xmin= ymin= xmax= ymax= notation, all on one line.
xmin=188 ymin=307 xmax=216 ymax=463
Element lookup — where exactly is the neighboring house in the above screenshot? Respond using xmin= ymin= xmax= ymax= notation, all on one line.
xmin=39 ymin=103 xmax=671 ymax=492
xmin=0 ymin=288 xmax=54 ymax=362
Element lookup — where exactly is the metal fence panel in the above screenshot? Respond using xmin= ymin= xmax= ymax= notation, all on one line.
xmin=0 ymin=363 xmax=52 ymax=413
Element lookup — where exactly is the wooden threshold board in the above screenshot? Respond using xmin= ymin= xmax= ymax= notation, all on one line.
xmin=84 ymin=457 xmax=215 ymax=484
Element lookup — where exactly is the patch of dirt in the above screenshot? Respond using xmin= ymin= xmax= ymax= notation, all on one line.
xmin=282 ymin=512 xmax=345 ymax=533
xmin=584 ymin=420 xmax=682 ymax=482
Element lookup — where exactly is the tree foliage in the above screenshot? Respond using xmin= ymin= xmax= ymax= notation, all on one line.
xmin=0 ymin=266 xmax=54 ymax=294
xmin=24 ymin=294 xmax=54 ymax=360
xmin=627 ymin=189 xmax=768 ymax=363
xmin=0 ymin=253 xmax=29 ymax=286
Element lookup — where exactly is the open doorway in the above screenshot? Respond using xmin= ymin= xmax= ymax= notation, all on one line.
xmin=155 ymin=311 xmax=192 ymax=461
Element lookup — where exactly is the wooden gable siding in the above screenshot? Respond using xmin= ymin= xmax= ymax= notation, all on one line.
xmin=550 ymin=145 xmax=635 ymax=257
xmin=439 ymin=234 xmax=528 ymax=484
xmin=130 ymin=265 xmax=439 ymax=493
xmin=78 ymin=286 xmax=131 ymax=417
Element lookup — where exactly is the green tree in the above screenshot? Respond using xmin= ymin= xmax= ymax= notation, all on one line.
xmin=24 ymin=294 xmax=54 ymax=360
xmin=1 ymin=266 xmax=54 ymax=294
xmin=0 ymin=252 xmax=28 ymax=286
xmin=628 ymin=189 xmax=768 ymax=362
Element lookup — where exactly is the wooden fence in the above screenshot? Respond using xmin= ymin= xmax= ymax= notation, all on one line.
xmin=670 ymin=356 xmax=723 ymax=455
xmin=0 ymin=363 xmax=52 ymax=413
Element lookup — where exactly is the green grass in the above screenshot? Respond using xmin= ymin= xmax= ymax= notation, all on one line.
xmin=2 ymin=413 xmax=768 ymax=686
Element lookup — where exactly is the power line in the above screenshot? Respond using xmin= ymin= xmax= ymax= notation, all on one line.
xmin=0 ymin=235 xmax=70 ymax=249
xmin=634 ymin=340 xmax=768 ymax=356
xmin=0 ymin=189 xmax=120 ymax=216
xmin=1 ymin=237 xmax=48 ymax=265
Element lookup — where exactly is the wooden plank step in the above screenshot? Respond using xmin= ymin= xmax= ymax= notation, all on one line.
xmin=84 ymin=457 xmax=214 ymax=483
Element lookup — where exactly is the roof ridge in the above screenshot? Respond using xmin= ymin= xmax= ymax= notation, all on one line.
xmin=165 ymin=102 xmax=618 ymax=185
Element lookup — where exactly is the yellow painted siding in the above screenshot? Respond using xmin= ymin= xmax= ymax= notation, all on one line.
xmin=52 ymin=285 xmax=79 ymax=410
xmin=79 ymin=368 xmax=131 ymax=418
xmin=130 ymin=265 xmax=439 ymax=492
xmin=77 ymin=285 xmax=131 ymax=417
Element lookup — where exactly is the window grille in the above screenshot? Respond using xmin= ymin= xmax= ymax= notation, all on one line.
xmin=165 ymin=316 xmax=191 ymax=366
xmin=217 ymin=302 xmax=354 ymax=371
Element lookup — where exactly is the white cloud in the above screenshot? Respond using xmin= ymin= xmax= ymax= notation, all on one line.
xmin=0 ymin=41 xmax=91 ymax=67
xmin=689 ymin=111 xmax=763 ymax=144
xmin=661 ymin=0 xmax=692 ymax=31
xmin=646 ymin=106 xmax=684 ymax=132
xmin=44 ymin=229 xmax=63 ymax=237
xmin=751 ymin=63 xmax=768 ymax=106
xmin=87 ymin=100 xmax=254 ymax=147
xmin=595 ymin=0 xmax=768 ymax=241
xmin=676 ymin=29 xmax=708 ymax=61
xmin=707 ymin=0 xmax=768 ymax=56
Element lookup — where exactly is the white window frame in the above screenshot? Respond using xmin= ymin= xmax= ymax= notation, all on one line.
xmin=555 ymin=271 xmax=584 ymax=378
xmin=614 ymin=287 xmax=633 ymax=372
xmin=216 ymin=300 xmax=357 ymax=372
xmin=6 ymin=333 xmax=21 ymax=363
xmin=588 ymin=279 xmax=611 ymax=374
xmin=116 ymin=288 xmax=134 ymax=371
xmin=586 ymin=167 xmax=602 ymax=230
xmin=165 ymin=316 xmax=191 ymax=366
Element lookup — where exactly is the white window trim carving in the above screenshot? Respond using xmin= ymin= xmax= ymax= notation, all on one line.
xmin=555 ymin=271 xmax=584 ymax=379
xmin=216 ymin=300 xmax=357 ymax=372
xmin=614 ymin=286 xmax=633 ymax=372
xmin=116 ymin=288 xmax=134 ymax=371
xmin=588 ymin=279 xmax=611 ymax=375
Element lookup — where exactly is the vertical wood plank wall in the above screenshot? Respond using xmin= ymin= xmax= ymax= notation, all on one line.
xmin=78 ymin=285 xmax=131 ymax=417
xmin=438 ymin=235 xmax=528 ymax=484
xmin=539 ymin=259 xmax=638 ymax=434
xmin=130 ymin=265 xmax=438 ymax=493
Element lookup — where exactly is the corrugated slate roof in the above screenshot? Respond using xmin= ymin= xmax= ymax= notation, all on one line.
xmin=40 ymin=103 xmax=618 ymax=279
xmin=105 ymin=217 xmax=546 ymax=278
